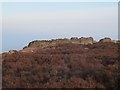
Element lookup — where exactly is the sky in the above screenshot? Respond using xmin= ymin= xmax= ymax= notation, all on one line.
xmin=1 ymin=1 xmax=118 ymax=52
xmin=0 ymin=0 xmax=119 ymax=2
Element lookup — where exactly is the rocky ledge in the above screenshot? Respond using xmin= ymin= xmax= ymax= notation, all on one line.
xmin=24 ymin=37 xmax=119 ymax=49
xmin=3 ymin=37 xmax=119 ymax=54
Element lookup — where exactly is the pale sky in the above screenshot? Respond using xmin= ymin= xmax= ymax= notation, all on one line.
xmin=1 ymin=1 xmax=119 ymax=52
xmin=0 ymin=0 xmax=119 ymax=2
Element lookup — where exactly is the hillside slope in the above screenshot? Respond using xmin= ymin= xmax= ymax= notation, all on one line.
xmin=2 ymin=38 xmax=120 ymax=88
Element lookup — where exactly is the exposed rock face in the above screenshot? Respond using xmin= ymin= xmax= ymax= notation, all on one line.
xmin=70 ymin=37 xmax=79 ymax=40
xmin=26 ymin=37 xmax=95 ymax=49
xmin=99 ymin=37 xmax=112 ymax=43
xmin=28 ymin=40 xmax=51 ymax=48
xmin=79 ymin=37 xmax=95 ymax=44
xmin=99 ymin=37 xmax=120 ymax=43
xmin=8 ymin=50 xmax=17 ymax=55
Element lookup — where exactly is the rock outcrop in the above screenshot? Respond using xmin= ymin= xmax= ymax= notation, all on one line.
xmin=22 ymin=37 xmax=119 ymax=50
xmin=79 ymin=37 xmax=95 ymax=44
xmin=26 ymin=37 xmax=96 ymax=49
xmin=99 ymin=37 xmax=112 ymax=43
xmin=8 ymin=50 xmax=17 ymax=55
xmin=99 ymin=37 xmax=119 ymax=43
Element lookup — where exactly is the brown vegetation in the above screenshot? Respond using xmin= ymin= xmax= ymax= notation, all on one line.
xmin=2 ymin=38 xmax=120 ymax=88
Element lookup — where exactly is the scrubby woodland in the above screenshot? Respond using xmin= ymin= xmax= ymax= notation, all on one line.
xmin=2 ymin=40 xmax=120 ymax=88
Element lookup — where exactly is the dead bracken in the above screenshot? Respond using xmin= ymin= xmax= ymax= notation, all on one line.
xmin=2 ymin=37 xmax=120 ymax=88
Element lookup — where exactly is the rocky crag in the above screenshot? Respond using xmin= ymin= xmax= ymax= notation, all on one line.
xmin=26 ymin=37 xmax=95 ymax=49
xmin=4 ymin=37 xmax=119 ymax=54
xmin=24 ymin=37 xmax=119 ymax=49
